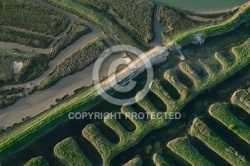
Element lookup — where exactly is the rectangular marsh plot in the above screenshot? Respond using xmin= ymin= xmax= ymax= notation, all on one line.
xmin=54 ymin=137 xmax=92 ymax=166
xmin=123 ymin=157 xmax=142 ymax=166
xmin=167 ymin=137 xmax=213 ymax=166
xmin=231 ymin=90 xmax=250 ymax=114
xmin=190 ymin=118 xmax=250 ymax=166
xmin=209 ymin=103 xmax=250 ymax=144
xmin=153 ymin=153 xmax=171 ymax=166
xmin=24 ymin=156 xmax=49 ymax=166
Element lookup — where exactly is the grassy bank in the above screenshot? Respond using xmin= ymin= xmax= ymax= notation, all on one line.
xmin=209 ymin=103 xmax=250 ymax=144
xmin=167 ymin=137 xmax=213 ymax=166
xmin=153 ymin=153 xmax=171 ymax=166
xmin=190 ymin=118 xmax=250 ymax=166
xmin=122 ymin=156 xmax=142 ymax=166
xmin=24 ymin=156 xmax=48 ymax=166
xmin=54 ymin=137 xmax=92 ymax=166
xmin=231 ymin=89 xmax=250 ymax=114
xmin=163 ymin=2 xmax=250 ymax=45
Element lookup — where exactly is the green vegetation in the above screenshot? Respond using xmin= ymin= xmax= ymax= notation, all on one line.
xmin=0 ymin=87 xmax=24 ymax=95
xmin=81 ymin=38 xmax=250 ymax=165
xmin=158 ymin=6 xmax=205 ymax=38
xmin=0 ymin=95 xmax=23 ymax=109
xmin=2 ymin=35 xmax=250 ymax=163
xmin=44 ymin=0 xmax=146 ymax=50
xmin=214 ymin=52 xmax=234 ymax=68
xmin=54 ymin=137 xmax=92 ymax=166
xmin=209 ymin=103 xmax=250 ymax=144
xmin=39 ymin=38 xmax=107 ymax=89
xmin=163 ymin=1 xmax=250 ymax=45
xmin=0 ymin=27 xmax=54 ymax=48
xmin=0 ymin=86 xmax=102 ymax=159
xmin=77 ymin=0 xmax=154 ymax=42
xmin=0 ymin=49 xmax=48 ymax=87
xmin=49 ymin=22 xmax=91 ymax=59
xmin=24 ymin=156 xmax=48 ymax=166
xmin=0 ymin=0 xmax=69 ymax=36
xmin=190 ymin=118 xmax=250 ymax=166
xmin=153 ymin=153 xmax=171 ymax=166
xmin=179 ymin=62 xmax=203 ymax=87
xmin=231 ymin=89 xmax=250 ymax=114
xmin=167 ymin=137 xmax=213 ymax=166
xmin=122 ymin=156 xmax=142 ymax=166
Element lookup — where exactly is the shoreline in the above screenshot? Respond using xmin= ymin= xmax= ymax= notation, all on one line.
xmin=164 ymin=1 xmax=250 ymax=46
xmin=153 ymin=0 xmax=247 ymax=13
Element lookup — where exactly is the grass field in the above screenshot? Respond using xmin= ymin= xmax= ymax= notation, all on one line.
xmin=190 ymin=118 xmax=250 ymax=166
xmin=209 ymin=103 xmax=250 ymax=144
xmin=54 ymin=137 xmax=92 ymax=166
xmin=167 ymin=137 xmax=213 ymax=166
xmin=77 ymin=0 xmax=154 ymax=43
xmin=0 ymin=0 xmax=69 ymax=36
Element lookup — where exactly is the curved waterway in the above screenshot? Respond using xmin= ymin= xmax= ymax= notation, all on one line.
xmin=0 ymin=0 xmax=113 ymax=128
xmin=154 ymin=0 xmax=249 ymax=12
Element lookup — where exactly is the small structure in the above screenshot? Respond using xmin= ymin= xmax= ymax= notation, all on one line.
xmin=192 ymin=32 xmax=206 ymax=45
xmin=12 ymin=61 xmax=23 ymax=74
